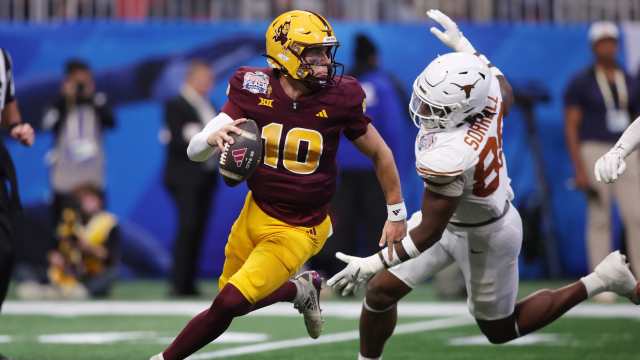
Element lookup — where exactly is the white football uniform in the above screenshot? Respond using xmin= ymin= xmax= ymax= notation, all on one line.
xmin=389 ymin=77 xmax=523 ymax=320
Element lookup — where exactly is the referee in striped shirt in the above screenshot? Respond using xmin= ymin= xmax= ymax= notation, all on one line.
xmin=0 ymin=47 xmax=35 ymax=360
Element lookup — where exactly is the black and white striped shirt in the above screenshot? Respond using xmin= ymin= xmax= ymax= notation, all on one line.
xmin=0 ymin=48 xmax=15 ymax=112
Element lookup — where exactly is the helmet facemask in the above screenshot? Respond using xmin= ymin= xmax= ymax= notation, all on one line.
xmin=409 ymin=89 xmax=472 ymax=130
xmin=293 ymin=43 xmax=343 ymax=87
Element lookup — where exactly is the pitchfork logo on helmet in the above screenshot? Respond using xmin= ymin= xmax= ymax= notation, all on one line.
xmin=410 ymin=52 xmax=492 ymax=130
xmin=265 ymin=10 xmax=343 ymax=86
xmin=273 ymin=20 xmax=291 ymax=45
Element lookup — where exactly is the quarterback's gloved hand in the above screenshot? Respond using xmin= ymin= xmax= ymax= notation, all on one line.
xmin=594 ymin=147 xmax=627 ymax=183
xmin=327 ymin=252 xmax=385 ymax=297
xmin=427 ymin=9 xmax=476 ymax=54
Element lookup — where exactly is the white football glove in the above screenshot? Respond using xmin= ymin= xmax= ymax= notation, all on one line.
xmin=427 ymin=9 xmax=476 ymax=54
xmin=594 ymin=148 xmax=627 ymax=183
xmin=326 ymin=252 xmax=385 ymax=297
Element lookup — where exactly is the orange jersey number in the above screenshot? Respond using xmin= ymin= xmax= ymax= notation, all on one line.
xmin=472 ymin=110 xmax=504 ymax=197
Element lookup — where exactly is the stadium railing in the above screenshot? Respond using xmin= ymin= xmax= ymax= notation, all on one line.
xmin=1 ymin=0 xmax=640 ymax=23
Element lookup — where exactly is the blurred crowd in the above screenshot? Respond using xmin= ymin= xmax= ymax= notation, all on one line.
xmin=3 ymin=0 xmax=640 ymax=23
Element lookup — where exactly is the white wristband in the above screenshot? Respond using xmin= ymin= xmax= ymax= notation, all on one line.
xmin=401 ymin=234 xmax=421 ymax=258
xmin=387 ymin=202 xmax=407 ymax=222
xmin=378 ymin=247 xmax=402 ymax=268
xmin=377 ymin=234 xmax=421 ymax=269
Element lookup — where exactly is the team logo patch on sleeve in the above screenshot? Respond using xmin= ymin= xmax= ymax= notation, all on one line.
xmin=242 ymin=71 xmax=270 ymax=95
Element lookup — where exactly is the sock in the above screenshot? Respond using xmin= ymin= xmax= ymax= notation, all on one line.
xmin=580 ymin=272 xmax=607 ymax=297
xmin=163 ymin=285 xmax=250 ymax=360
xmin=251 ymin=281 xmax=297 ymax=312
xmin=358 ymin=353 xmax=382 ymax=360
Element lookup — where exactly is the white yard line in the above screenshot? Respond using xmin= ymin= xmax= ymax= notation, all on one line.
xmin=189 ymin=317 xmax=475 ymax=359
xmin=3 ymin=300 xmax=639 ymax=319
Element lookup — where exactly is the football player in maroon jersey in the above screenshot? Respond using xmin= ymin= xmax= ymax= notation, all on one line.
xmin=150 ymin=10 xmax=408 ymax=360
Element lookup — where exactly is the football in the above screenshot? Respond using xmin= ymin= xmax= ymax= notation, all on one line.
xmin=218 ymin=119 xmax=262 ymax=187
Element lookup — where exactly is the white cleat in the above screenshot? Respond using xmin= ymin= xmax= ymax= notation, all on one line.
xmin=594 ymin=251 xmax=640 ymax=304
xmin=293 ymin=270 xmax=324 ymax=339
xmin=149 ymin=353 xmax=164 ymax=360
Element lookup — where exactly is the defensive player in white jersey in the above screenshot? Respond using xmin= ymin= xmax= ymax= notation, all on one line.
xmin=594 ymin=116 xmax=640 ymax=183
xmin=327 ymin=10 xmax=640 ymax=360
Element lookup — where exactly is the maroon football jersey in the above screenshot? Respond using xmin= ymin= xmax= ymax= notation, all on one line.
xmin=221 ymin=67 xmax=370 ymax=226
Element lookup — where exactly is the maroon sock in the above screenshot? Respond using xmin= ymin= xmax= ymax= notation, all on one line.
xmin=245 ymin=280 xmax=297 ymax=314
xmin=163 ymin=285 xmax=251 ymax=360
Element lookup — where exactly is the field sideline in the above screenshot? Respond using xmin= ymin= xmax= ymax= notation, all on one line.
xmin=1 ymin=281 xmax=638 ymax=359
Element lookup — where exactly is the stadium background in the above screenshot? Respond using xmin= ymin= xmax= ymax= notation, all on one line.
xmin=5 ymin=19 xmax=640 ymax=277
xmin=3 ymin=1 xmax=640 ymax=360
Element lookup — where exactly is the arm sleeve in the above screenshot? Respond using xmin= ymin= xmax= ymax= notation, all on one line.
xmin=188 ymin=69 xmax=249 ymax=162
xmin=615 ymin=115 xmax=640 ymax=157
xmin=344 ymin=82 xmax=371 ymax=141
xmin=186 ymin=112 xmax=234 ymax=162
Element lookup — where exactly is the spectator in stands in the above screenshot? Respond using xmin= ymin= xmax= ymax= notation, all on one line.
xmin=42 ymin=59 xmax=115 ymax=227
xmin=18 ymin=183 xmax=120 ymax=300
xmin=311 ymin=34 xmax=412 ymax=283
xmin=0 ymin=47 xmax=36 ymax=360
xmin=564 ymin=21 xmax=640 ymax=302
xmin=162 ymin=60 xmax=218 ymax=297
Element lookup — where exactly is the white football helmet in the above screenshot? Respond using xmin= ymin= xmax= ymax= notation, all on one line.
xmin=410 ymin=52 xmax=492 ymax=130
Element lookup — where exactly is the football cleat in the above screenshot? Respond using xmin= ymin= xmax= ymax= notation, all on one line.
xmin=293 ymin=270 xmax=324 ymax=339
xmin=149 ymin=353 xmax=164 ymax=360
xmin=594 ymin=251 xmax=640 ymax=304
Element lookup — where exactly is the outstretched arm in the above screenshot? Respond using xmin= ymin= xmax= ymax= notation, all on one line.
xmin=594 ymin=116 xmax=640 ymax=183
xmin=327 ymin=183 xmax=459 ymax=296
xmin=427 ymin=9 xmax=513 ymax=114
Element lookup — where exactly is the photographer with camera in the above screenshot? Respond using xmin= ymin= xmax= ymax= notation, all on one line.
xmin=42 ymin=59 xmax=115 ymax=226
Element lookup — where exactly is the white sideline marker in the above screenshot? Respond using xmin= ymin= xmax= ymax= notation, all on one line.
xmin=4 ymin=301 xmax=640 ymax=319
xmin=188 ymin=317 xmax=475 ymax=359
xmin=449 ymin=333 xmax=564 ymax=346
xmin=0 ymin=335 xmax=12 ymax=343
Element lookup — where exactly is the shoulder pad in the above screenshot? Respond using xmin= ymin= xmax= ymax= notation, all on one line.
xmin=415 ymin=129 xmax=479 ymax=180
